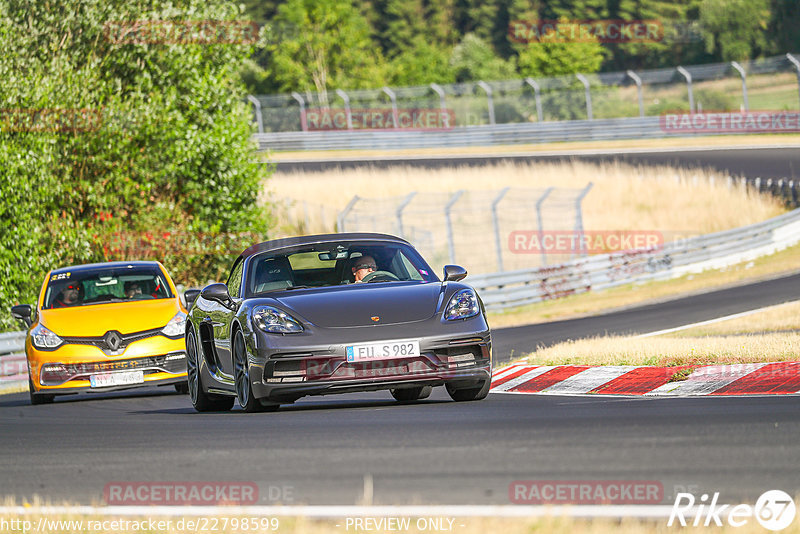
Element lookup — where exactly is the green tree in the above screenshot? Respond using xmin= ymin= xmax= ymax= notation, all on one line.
xmin=699 ymin=0 xmax=771 ymax=61
xmin=450 ymin=33 xmax=517 ymax=82
xmin=517 ymin=26 xmax=605 ymax=77
xmin=387 ymin=36 xmax=455 ymax=85
xmin=0 ymin=0 xmax=270 ymax=330
xmin=263 ymin=0 xmax=386 ymax=95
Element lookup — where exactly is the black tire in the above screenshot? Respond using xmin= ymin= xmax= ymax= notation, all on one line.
xmin=186 ymin=328 xmax=233 ymax=412
xmin=233 ymin=330 xmax=279 ymax=413
xmin=174 ymin=382 xmax=189 ymax=394
xmin=28 ymin=375 xmax=54 ymax=405
xmin=446 ymin=380 xmax=490 ymax=402
xmin=390 ymin=386 xmax=432 ymax=402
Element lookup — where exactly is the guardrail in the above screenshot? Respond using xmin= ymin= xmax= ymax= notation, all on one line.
xmin=469 ymin=207 xmax=800 ymax=310
xmin=254 ymin=116 xmax=686 ymax=152
xmin=0 ymin=331 xmax=27 ymax=388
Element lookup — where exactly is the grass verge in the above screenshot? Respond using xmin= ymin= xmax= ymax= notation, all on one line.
xmin=522 ymin=300 xmax=800 ymax=367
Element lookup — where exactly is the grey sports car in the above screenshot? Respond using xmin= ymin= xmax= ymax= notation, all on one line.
xmin=185 ymin=233 xmax=492 ymax=412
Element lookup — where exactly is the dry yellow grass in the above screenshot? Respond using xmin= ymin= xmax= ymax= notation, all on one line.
xmin=524 ymin=332 xmax=800 ymax=367
xmin=522 ymin=299 xmax=800 ymax=367
xmin=669 ymin=300 xmax=800 ymax=337
xmin=487 ymin=241 xmax=800 ymax=328
xmin=265 ymin=160 xmax=783 ymax=239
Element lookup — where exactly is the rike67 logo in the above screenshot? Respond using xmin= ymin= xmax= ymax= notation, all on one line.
xmin=669 ymin=490 xmax=796 ymax=531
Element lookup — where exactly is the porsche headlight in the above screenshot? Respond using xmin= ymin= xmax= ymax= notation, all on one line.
xmin=31 ymin=324 xmax=63 ymax=349
xmin=253 ymin=306 xmax=304 ymax=334
xmin=161 ymin=312 xmax=187 ymax=338
xmin=444 ymin=289 xmax=480 ymax=321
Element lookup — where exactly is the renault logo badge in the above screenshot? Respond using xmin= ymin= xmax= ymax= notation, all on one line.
xmin=104 ymin=330 xmax=122 ymax=351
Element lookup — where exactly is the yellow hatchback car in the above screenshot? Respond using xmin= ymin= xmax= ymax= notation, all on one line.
xmin=11 ymin=261 xmax=188 ymax=404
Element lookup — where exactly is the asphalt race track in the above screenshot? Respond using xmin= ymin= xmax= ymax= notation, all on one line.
xmin=3 ymin=146 xmax=800 ymax=507
xmin=1 ymin=273 xmax=799 ymax=506
xmin=275 ymin=146 xmax=800 ymax=180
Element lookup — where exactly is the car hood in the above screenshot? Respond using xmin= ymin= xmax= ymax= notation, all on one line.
xmin=39 ymin=299 xmax=181 ymax=337
xmin=272 ymin=282 xmax=443 ymax=328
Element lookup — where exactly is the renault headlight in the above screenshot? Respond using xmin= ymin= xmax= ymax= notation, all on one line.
xmin=161 ymin=312 xmax=187 ymax=338
xmin=444 ymin=289 xmax=480 ymax=321
xmin=253 ymin=306 xmax=304 ymax=334
xmin=31 ymin=324 xmax=63 ymax=349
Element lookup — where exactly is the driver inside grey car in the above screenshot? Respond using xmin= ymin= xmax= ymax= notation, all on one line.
xmin=351 ymin=255 xmax=377 ymax=283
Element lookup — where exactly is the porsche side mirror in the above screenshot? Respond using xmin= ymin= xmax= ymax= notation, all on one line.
xmin=11 ymin=304 xmax=33 ymax=328
xmin=184 ymin=289 xmax=201 ymax=309
xmin=443 ymin=265 xmax=467 ymax=282
xmin=200 ymin=283 xmax=231 ymax=306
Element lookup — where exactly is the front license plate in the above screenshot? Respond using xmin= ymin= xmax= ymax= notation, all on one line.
xmin=89 ymin=370 xmax=144 ymax=388
xmin=346 ymin=340 xmax=421 ymax=362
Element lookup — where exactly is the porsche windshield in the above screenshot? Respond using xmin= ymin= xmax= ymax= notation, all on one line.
xmin=43 ymin=266 xmax=173 ymax=309
xmin=247 ymin=241 xmax=438 ymax=295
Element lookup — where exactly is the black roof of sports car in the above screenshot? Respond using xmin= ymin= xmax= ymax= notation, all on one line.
xmin=239 ymin=233 xmax=412 ymax=259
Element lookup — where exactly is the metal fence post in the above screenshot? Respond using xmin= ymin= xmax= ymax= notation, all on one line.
xmin=337 ymin=195 xmax=360 ymax=233
xmin=535 ymin=187 xmax=553 ymax=266
xmin=626 ymin=70 xmax=644 ymax=117
xmin=677 ymin=66 xmax=694 ymax=113
xmin=396 ymin=192 xmax=417 ymax=239
xmin=247 ymin=95 xmax=264 ymax=134
xmin=524 ymin=78 xmax=543 ymax=122
xmin=576 ymin=74 xmax=593 ymax=120
xmin=335 ymin=89 xmax=353 ymax=130
xmin=787 ymin=54 xmax=800 ymax=111
xmin=430 ymin=83 xmax=447 ymax=114
xmin=731 ymin=61 xmax=749 ymax=111
xmin=574 ymin=182 xmax=594 ymax=257
xmin=291 ymin=92 xmax=307 ymax=132
xmin=491 ymin=187 xmax=510 ymax=271
xmin=382 ymin=86 xmax=400 ymax=129
xmin=444 ymin=190 xmax=464 ymax=264
xmin=477 ymin=81 xmax=496 ymax=125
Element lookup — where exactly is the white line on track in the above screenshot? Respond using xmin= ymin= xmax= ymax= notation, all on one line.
xmin=634 ymin=300 xmax=800 ymax=338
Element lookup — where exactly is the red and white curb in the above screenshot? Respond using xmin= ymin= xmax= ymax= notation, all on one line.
xmin=490 ymin=362 xmax=800 ymax=396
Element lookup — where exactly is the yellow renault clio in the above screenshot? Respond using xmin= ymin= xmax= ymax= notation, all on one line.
xmin=11 ymin=261 xmax=188 ymax=404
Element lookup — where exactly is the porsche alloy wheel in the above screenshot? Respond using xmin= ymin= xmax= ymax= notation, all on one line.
xmin=187 ymin=328 xmax=233 ymax=412
xmin=233 ymin=330 xmax=278 ymax=413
